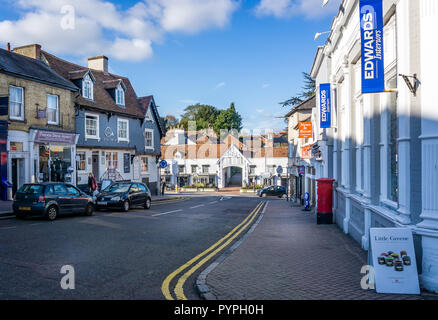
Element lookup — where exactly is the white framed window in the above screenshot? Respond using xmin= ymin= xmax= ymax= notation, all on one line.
xmin=116 ymin=84 xmax=125 ymax=106
xmin=117 ymin=118 xmax=129 ymax=142
xmin=145 ymin=129 xmax=154 ymax=149
xmin=106 ymin=152 xmax=118 ymax=169
xmin=141 ymin=157 xmax=148 ymax=172
xmin=77 ymin=152 xmax=86 ymax=171
xmin=47 ymin=94 xmax=59 ymax=125
xmin=9 ymin=86 xmax=24 ymax=121
xmin=85 ymin=113 xmax=99 ymax=140
xmin=82 ymin=74 xmax=93 ymax=100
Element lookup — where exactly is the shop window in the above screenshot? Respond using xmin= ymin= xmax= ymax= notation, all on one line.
xmin=141 ymin=157 xmax=148 ymax=172
xmin=47 ymin=94 xmax=59 ymax=125
xmin=106 ymin=152 xmax=118 ymax=169
xmin=85 ymin=114 xmax=99 ymax=139
xmin=9 ymin=86 xmax=24 ymax=121
xmin=117 ymin=118 xmax=129 ymax=142
xmin=388 ymin=77 xmax=398 ymax=203
xmin=77 ymin=152 xmax=86 ymax=171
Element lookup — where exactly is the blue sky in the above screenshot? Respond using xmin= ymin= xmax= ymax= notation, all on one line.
xmin=0 ymin=0 xmax=341 ymax=131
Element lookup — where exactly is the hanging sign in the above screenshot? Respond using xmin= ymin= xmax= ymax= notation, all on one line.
xmin=360 ymin=0 xmax=385 ymax=93
xmin=319 ymin=83 xmax=331 ymax=128
xmin=299 ymin=122 xmax=313 ymax=139
xmin=301 ymin=146 xmax=312 ymax=160
xmin=369 ymin=228 xmax=420 ymax=294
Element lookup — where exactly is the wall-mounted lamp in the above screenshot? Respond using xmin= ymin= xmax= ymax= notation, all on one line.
xmin=314 ymin=31 xmax=331 ymax=41
xmin=399 ymin=74 xmax=420 ymax=97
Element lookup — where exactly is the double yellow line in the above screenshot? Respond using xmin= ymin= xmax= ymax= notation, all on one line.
xmin=161 ymin=201 xmax=265 ymax=300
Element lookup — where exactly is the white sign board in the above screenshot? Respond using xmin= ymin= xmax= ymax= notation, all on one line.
xmin=370 ymin=228 xmax=420 ymax=294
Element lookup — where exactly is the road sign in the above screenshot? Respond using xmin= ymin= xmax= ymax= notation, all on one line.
xmin=160 ymin=160 xmax=168 ymax=169
xmin=276 ymin=166 xmax=283 ymax=175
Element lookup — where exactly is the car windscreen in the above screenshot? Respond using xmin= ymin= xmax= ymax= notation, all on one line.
xmin=17 ymin=184 xmax=44 ymax=194
xmin=103 ymin=184 xmax=131 ymax=193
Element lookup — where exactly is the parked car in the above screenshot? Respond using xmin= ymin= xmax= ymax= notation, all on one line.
xmin=13 ymin=183 xmax=94 ymax=221
xmin=96 ymin=182 xmax=152 ymax=212
xmin=257 ymin=186 xmax=287 ymax=198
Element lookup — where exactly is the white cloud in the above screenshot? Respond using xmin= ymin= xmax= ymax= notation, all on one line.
xmin=256 ymin=109 xmax=264 ymax=113
xmin=0 ymin=0 xmax=239 ymax=61
xmin=255 ymin=0 xmax=341 ymax=19
xmin=262 ymin=83 xmax=270 ymax=89
xmin=215 ymin=82 xmax=226 ymax=89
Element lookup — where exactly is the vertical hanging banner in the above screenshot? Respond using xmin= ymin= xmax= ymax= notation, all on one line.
xmin=319 ymin=83 xmax=331 ymax=128
xmin=360 ymin=0 xmax=385 ymax=93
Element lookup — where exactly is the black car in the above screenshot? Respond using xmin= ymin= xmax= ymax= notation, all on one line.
xmin=13 ymin=183 xmax=94 ymax=221
xmin=257 ymin=186 xmax=287 ymax=198
xmin=96 ymin=182 xmax=152 ymax=212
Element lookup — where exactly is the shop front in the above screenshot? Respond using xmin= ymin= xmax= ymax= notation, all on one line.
xmin=31 ymin=129 xmax=78 ymax=185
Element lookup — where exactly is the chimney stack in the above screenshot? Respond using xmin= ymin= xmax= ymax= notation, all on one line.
xmin=12 ymin=44 xmax=41 ymax=59
xmin=6 ymin=43 xmax=11 ymax=51
xmin=88 ymin=55 xmax=109 ymax=73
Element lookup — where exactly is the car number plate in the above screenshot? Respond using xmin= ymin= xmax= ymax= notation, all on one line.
xmin=19 ymin=207 xmax=31 ymax=211
xmin=97 ymin=202 xmax=107 ymax=205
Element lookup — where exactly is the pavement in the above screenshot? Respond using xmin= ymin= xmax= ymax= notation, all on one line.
xmin=205 ymin=199 xmax=433 ymax=300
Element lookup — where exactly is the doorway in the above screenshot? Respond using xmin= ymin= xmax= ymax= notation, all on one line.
xmin=92 ymin=152 xmax=99 ymax=180
xmin=11 ymin=158 xmax=24 ymax=196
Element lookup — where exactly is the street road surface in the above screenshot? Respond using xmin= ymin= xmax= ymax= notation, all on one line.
xmin=0 ymin=195 xmax=265 ymax=300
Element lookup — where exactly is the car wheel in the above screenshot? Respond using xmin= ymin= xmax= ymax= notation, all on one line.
xmin=46 ymin=206 xmax=58 ymax=221
xmin=122 ymin=200 xmax=130 ymax=212
xmin=85 ymin=203 xmax=94 ymax=216
xmin=144 ymin=198 xmax=151 ymax=210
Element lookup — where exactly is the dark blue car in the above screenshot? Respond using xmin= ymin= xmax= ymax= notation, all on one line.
xmin=13 ymin=183 xmax=94 ymax=221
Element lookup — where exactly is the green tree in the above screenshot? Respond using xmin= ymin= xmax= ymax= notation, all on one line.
xmin=280 ymin=72 xmax=316 ymax=108
xmin=161 ymin=115 xmax=179 ymax=131
xmin=213 ymin=103 xmax=243 ymax=135
xmin=179 ymin=104 xmax=220 ymax=131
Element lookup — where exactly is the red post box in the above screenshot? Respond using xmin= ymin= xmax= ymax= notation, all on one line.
xmin=316 ymin=178 xmax=335 ymax=224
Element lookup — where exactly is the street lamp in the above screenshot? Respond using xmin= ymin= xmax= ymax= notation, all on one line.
xmin=314 ymin=31 xmax=331 ymax=41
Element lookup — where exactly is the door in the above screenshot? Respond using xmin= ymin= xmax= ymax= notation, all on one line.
xmin=129 ymin=184 xmax=142 ymax=205
xmin=92 ymin=153 xmax=99 ymax=180
xmin=53 ymin=184 xmax=71 ymax=214
xmin=12 ymin=159 xmax=18 ymax=196
xmin=66 ymin=185 xmax=88 ymax=214
xmin=137 ymin=184 xmax=148 ymax=204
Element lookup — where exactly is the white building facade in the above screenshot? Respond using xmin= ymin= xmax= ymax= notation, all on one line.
xmin=161 ymin=129 xmax=289 ymax=189
xmin=311 ymin=0 xmax=438 ymax=293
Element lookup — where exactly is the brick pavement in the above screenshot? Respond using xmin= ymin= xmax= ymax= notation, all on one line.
xmin=206 ymin=199 xmax=426 ymax=300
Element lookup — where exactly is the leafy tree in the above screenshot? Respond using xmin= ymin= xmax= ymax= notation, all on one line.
xmin=179 ymin=104 xmax=220 ymax=131
xmin=161 ymin=115 xmax=179 ymax=131
xmin=213 ymin=103 xmax=243 ymax=135
xmin=280 ymin=72 xmax=316 ymax=108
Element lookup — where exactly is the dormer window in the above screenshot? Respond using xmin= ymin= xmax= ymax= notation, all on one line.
xmin=116 ymin=84 xmax=125 ymax=106
xmin=82 ymin=74 xmax=94 ymax=100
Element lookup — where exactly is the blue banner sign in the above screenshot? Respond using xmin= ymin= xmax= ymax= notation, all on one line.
xmin=319 ymin=83 xmax=331 ymax=129
xmin=360 ymin=0 xmax=384 ymax=93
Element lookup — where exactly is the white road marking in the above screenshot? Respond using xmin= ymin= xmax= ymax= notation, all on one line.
xmin=208 ymin=201 xmax=218 ymax=204
xmin=190 ymin=205 xmax=205 ymax=209
xmin=0 ymin=227 xmax=16 ymax=230
xmin=152 ymin=209 xmax=183 ymax=217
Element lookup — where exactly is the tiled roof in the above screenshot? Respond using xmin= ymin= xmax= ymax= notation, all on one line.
xmin=41 ymin=51 xmax=144 ymax=118
xmin=0 ymin=48 xmax=78 ymax=91
xmin=285 ymin=95 xmax=316 ymax=118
